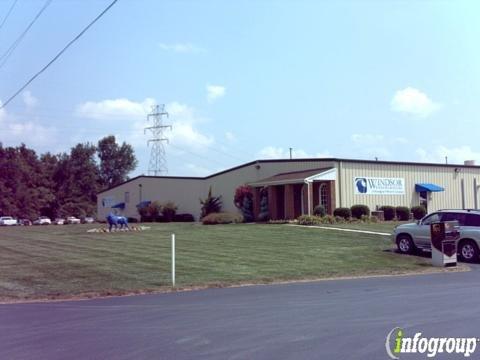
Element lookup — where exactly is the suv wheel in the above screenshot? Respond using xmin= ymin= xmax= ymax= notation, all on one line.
xmin=397 ymin=234 xmax=415 ymax=254
xmin=458 ymin=240 xmax=479 ymax=263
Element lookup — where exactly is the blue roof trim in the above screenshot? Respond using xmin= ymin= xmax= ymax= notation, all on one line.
xmin=111 ymin=202 xmax=125 ymax=209
xmin=415 ymin=183 xmax=444 ymax=192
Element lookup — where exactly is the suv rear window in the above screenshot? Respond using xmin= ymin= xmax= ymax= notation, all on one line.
xmin=441 ymin=212 xmax=467 ymax=225
xmin=465 ymin=214 xmax=480 ymax=226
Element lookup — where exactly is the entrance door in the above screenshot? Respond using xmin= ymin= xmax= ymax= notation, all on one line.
xmin=419 ymin=191 xmax=428 ymax=212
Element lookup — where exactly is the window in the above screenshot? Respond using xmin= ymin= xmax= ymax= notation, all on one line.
xmin=442 ymin=212 xmax=466 ymax=226
xmin=421 ymin=212 xmax=442 ymax=225
xmin=466 ymin=214 xmax=480 ymax=227
xmin=124 ymin=192 xmax=130 ymax=203
xmin=319 ymin=183 xmax=328 ymax=209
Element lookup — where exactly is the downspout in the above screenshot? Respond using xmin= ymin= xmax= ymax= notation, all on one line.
xmin=461 ymin=178 xmax=465 ymax=209
xmin=338 ymin=160 xmax=343 ymax=208
xmin=474 ymin=178 xmax=478 ymax=210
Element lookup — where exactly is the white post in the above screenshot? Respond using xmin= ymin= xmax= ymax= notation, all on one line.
xmin=171 ymin=233 xmax=175 ymax=287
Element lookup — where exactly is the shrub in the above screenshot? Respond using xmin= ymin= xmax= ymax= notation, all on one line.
xmin=379 ymin=206 xmax=396 ymax=221
xmin=335 ymin=216 xmax=346 ymax=223
xmin=313 ymin=205 xmax=326 ymax=217
xmin=173 ymin=213 xmax=195 ymax=222
xmin=258 ymin=187 xmax=269 ymax=221
xmin=234 ymin=185 xmax=254 ymax=222
xmin=321 ymin=215 xmax=336 ymax=224
xmin=297 ymin=215 xmax=322 ymax=225
xmin=200 ymin=187 xmax=222 ymax=218
xmin=350 ymin=204 xmax=370 ymax=219
xmin=395 ymin=206 xmax=410 ymax=221
xmin=411 ymin=206 xmax=427 ymax=220
xmin=360 ymin=214 xmax=371 ymax=223
xmin=202 ymin=212 xmax=243 ymax=225
xmin=334 ymin=207 xmax=351 ymax=219
xmin=242 ymin=196 xmax=254 ymax=222
xmin=138 ymin=201 xmax=162 ymax=222
xmin=161 ymin=201 xmax=177 ymax=222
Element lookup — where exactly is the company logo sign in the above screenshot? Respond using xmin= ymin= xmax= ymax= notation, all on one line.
xmin=354 ymin=177 xmax=405 ymax=195
xmin=385 ymin=327 xmax=478 ymax=358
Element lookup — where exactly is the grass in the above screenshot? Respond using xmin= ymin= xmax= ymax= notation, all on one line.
xmin=0 ymin=222 xmax=438 ymax=301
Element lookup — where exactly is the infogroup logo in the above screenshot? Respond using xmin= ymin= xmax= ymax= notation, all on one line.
xmin=385 ymin=327 xmax=478 ymax=359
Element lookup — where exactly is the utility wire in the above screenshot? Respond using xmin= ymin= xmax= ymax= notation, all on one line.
xmin=0 ymin=0 xmax=18 ymax=32
xmin=0 ymin=0 xmax=119 ymax=110
xmin=0 ymin=0 xmax=52 ymax=68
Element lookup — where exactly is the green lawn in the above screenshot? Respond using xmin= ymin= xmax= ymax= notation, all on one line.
xmin=0 ymin=222 xmax=436 ymax=301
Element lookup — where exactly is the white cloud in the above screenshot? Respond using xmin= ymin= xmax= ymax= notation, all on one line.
xmin=391 ymin=87 xmax=441 ymax=118
xmin=416 ymin=145 xmax=480 ymax=164
xmin=158 ymin=42 xmax=206 ymax=54
xmin=22 ymin=91 xmax=38 ymax=108
xmin=76 ymin=98 xmax=214 ymax=153
xmin=0 ymin=100 xmax=57 ymax=148
xmin=75 ymin=98 xmax=156 ymax=120
xmin=257 ymin=146 xmax=330 ymax=159
xmin=206 ymin=84 xmax=226 ymax=103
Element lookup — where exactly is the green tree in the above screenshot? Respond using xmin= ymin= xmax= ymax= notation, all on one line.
xmin=56 ymin=143 xmax=99 ymax=217
xmin=97 ymin=135 xmax=137 ymax=189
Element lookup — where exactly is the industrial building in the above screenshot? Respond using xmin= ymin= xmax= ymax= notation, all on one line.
xmin=97 ymin=158 xmax=480 ymax=221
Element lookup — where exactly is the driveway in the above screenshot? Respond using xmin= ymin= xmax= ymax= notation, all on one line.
xmin=1 ymin=266 xmax=480 ymax=359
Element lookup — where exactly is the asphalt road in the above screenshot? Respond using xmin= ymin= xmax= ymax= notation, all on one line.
xmin=2 ymin=267 xmax=480 ymax=360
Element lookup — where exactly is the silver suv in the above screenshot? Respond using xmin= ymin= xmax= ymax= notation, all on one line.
xmin=392 ymin=209 xmax=480 ymax=262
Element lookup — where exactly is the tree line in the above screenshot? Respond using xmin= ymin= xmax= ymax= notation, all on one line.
xmin=0 ymin=136 xmax=137 ymax=219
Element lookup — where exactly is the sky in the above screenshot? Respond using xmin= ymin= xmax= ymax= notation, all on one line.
xmin=2 ymin=0 xmax=480 ymax=177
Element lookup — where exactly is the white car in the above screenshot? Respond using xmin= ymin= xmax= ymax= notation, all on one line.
xmin=83 ymin=217 xmax=95 ymax=224
xmin=53 ymin=218 xmax=65 ymax=225
xmin=66 ymin=216 xmax=81 ymax=224
xmin=0 ymin=216 xmax=17 ymax=226
xmin=33 ymin=216 xmax=52 ymax=225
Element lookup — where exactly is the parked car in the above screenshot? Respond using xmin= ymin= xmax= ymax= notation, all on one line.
xmin=33 ymin=216 xmax=52 ymax=225
xmin=392 ymin=209 xmax=480 ymax=262
xmin=19 ymin=219 xmax=32 ymax=226
xmin=83 ymin=217 xmax=95 ymax=224
xmin=53 ymin=218 xmax=65 ymax=225
xmin=66 ymin=216 xmax=81 ymax=224
xmin=0 ymin=216 xmax=18 ymax=226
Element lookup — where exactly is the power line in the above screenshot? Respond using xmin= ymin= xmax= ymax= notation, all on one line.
xmin=0 ymin=0 xmax=19 ymax=32
xmin=0 ymin=0 xmax=52 ymax=69
xmin=0 ymin=0 xmax=119 ymax=110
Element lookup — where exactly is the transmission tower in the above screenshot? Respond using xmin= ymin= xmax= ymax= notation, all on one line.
xmin=145 ymin=104 xmax=171 ymax=175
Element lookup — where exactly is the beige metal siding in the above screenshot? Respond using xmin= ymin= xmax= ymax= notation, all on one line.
xmin=97 ymin=177 xmax=204 ymax=220
xmin=338 ymin=161 xmax=480 ymax=212
xmin=206 ymin=160 xmax=336 ymax=214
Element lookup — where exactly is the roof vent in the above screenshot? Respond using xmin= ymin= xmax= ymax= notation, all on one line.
xmin=464 ymin=160 xmax=476 ymax=166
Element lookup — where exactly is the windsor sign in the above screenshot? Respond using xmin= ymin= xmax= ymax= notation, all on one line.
xmin=354 ymin=177 xmax=405 ymax=195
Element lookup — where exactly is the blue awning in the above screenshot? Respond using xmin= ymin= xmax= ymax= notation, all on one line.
xmin=136 ymin=201 xmax=151 ymax=208
xmin=415 ymin=183 xmax=444 ymax=192
xmin=111 ymin=202 xmax=125 ymax=209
